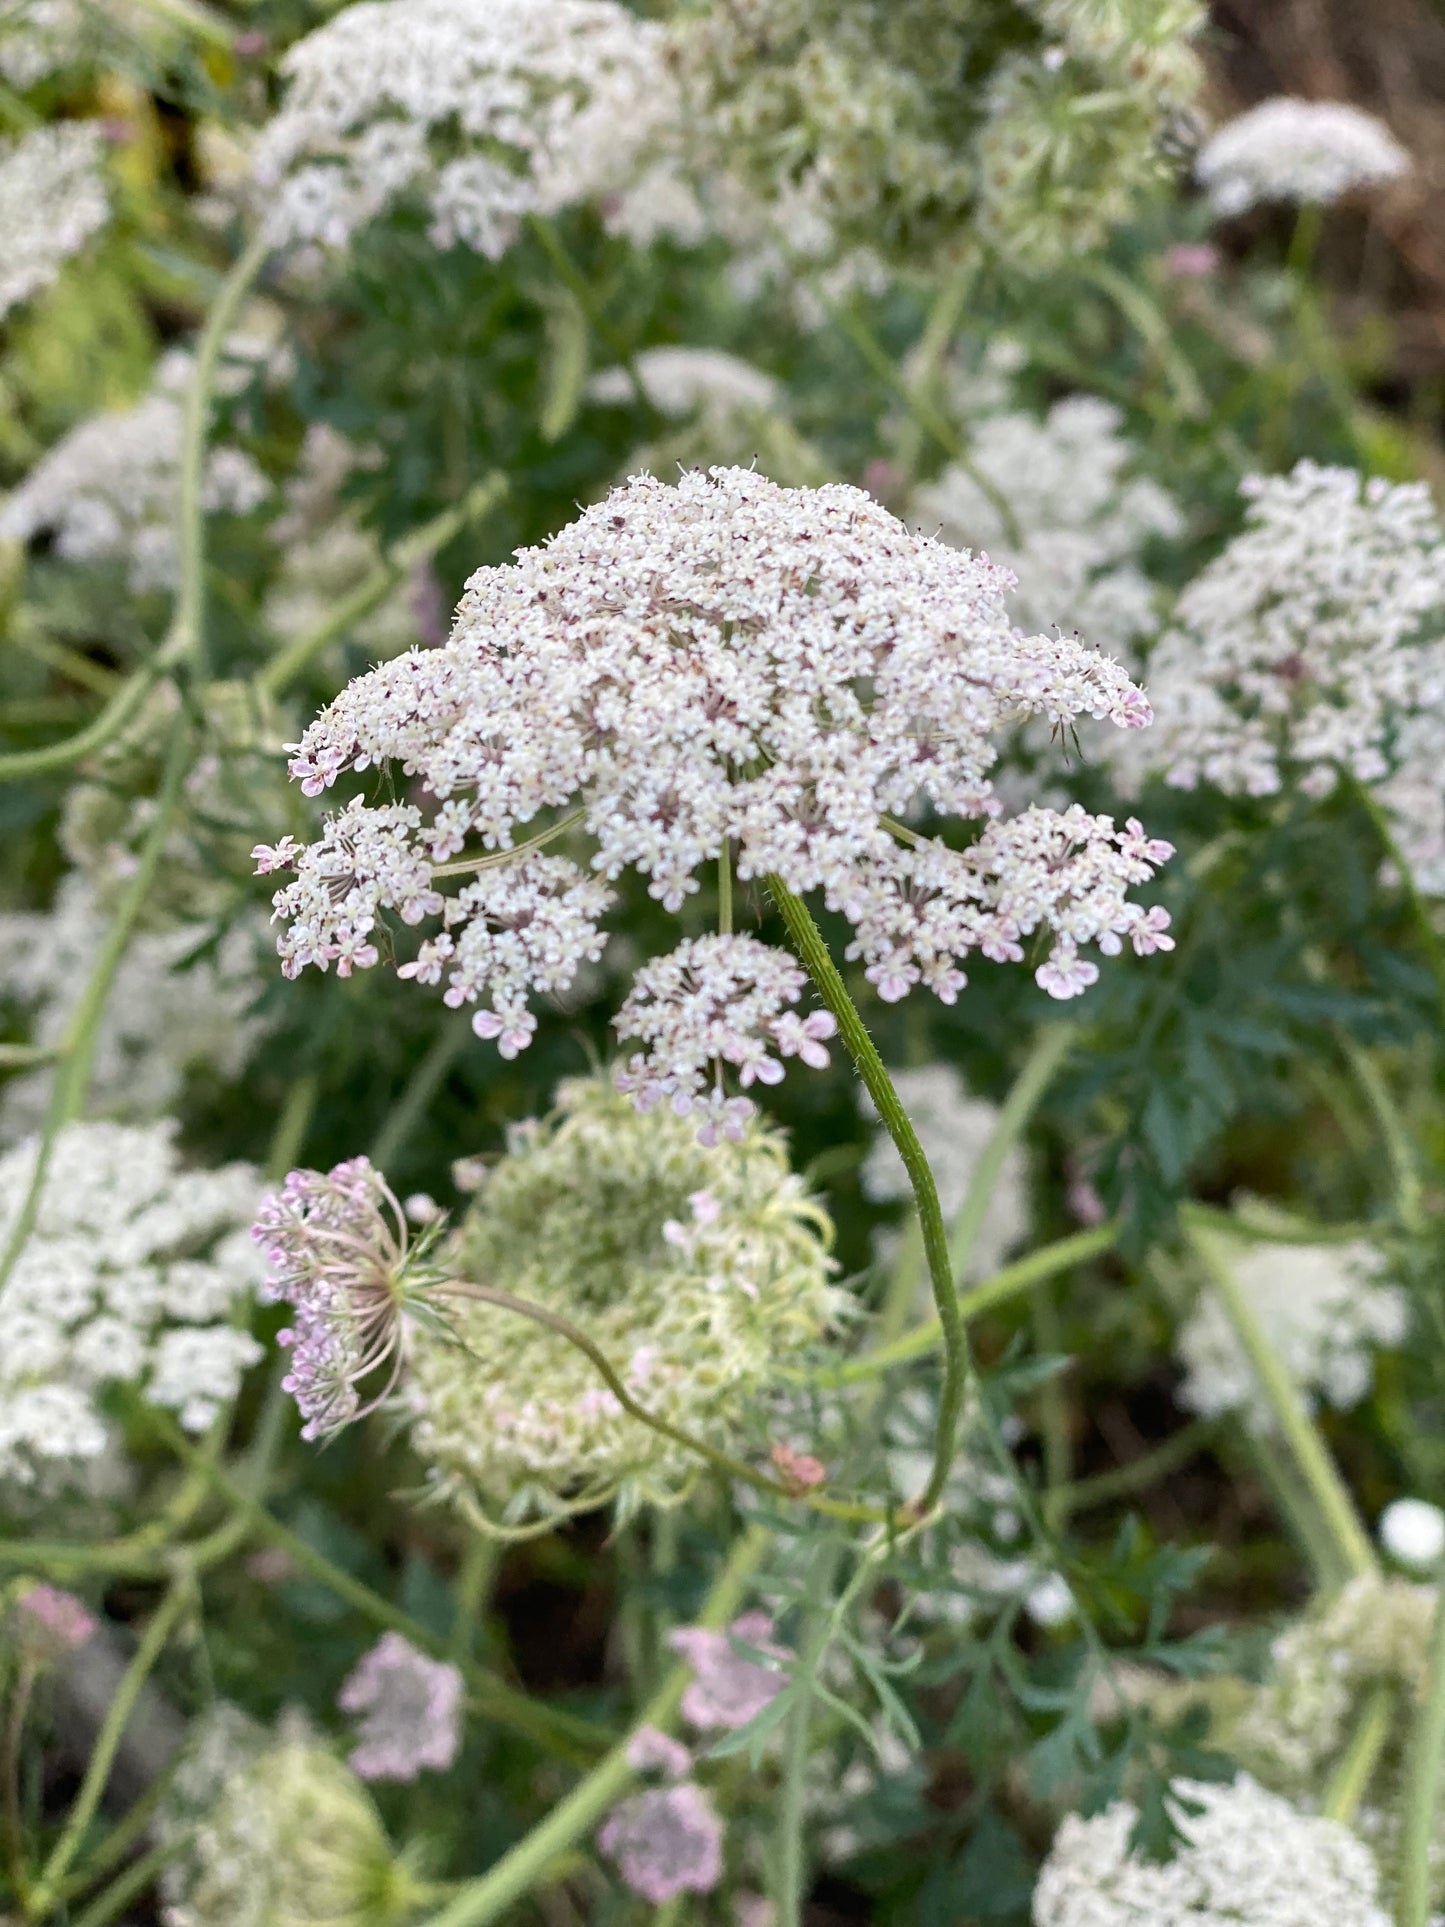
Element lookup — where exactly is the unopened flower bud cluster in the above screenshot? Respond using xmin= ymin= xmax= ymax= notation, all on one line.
xmin=262 ymin=467 xmax=1173 ymax=1127
xmin=0 ymin=1120 xmax=264 ymax=1489
xmin=404 ymin=1073 xmax=843 ymax=1527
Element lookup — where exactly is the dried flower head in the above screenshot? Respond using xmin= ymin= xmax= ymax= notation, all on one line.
xmin=1115 ymin=463 xmax=1445 ymax=816
xmin=0 ymin=348 xmax=269 ymax=593
xmin=159 ymin=1708 xmax=424 ymax=1927
xmin=403 ymin=1072 xmax=842 ymax=1528
xmin=913 ymin=394 xmax=1183 ymax=659
xmin=668 ymin=0 xmax=1202 ymax=277
xmin=264 ymin=467 xmax=1172 ymax=1130
xmin=252 ymin=1155 xmax=449 ymax=1442
xmin=597 ymin=1781 xmax=724 ymax=1905
xmin=860 ymin=1064 xmax=1028 ymax=1283
xmin=0 ymin=121 xmax=109 ymax=319
xmin=337 ymin=1632 xmax=464 ymax=1781
xmin=1032 ymin=1774 xmax=1391 ymax=1926
xmin=0 ymin=1121 xmax=263 ymax=1490
xmin=1196 ymin=98 xmax=1409 ymax=218
xmin=250 ymin=0 xmax=697 ymax=259
xmin=669 ymin=1612 xmax=788 ymax=1733
xmin=1176 ymin=1234 xmax=1406 ymax=1433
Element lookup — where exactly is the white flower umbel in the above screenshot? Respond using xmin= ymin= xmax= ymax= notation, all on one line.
xmin=1197 ymin=98 xmax=1409 ymax=219
xmin=1032 ymin=1775 xmax=1391 ymax=1927
xmin=860 ymin=1064 xmax=1027 ymax=1282
xmin=250 ymin=0 xmax=697 ymax=259
xmin=1175 ymin=1235 xmax=1406 ymax=1433
xmin=264 ymin=468 xmax=1173 ymax=1132
xmin=914 ymin=395 xmax=1183 ymax=660
xmin=0 ymin=121 xmax=109 ymax=319
xmin=0 ymin=1121 xmax=263 ymax=1490
xmin=0 ymin=875 xmax=269 ymax=1145
xmin=0 ymin=348 xmax=269 ymax=593
xmin=590 ymin=349 xmax=778 ymax=422
xmin=1116 ymin=463 xmax=1445 ymax=807
xmin=403 ymin=1073 xmax=842 ymax=1528
xmin=0 ymin=1 xmax=88 ymax=86
xmin=1380 ymin=1498 xmax=1445 ymax=1572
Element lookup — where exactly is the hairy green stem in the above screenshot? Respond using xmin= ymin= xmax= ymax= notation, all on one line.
xmin=1397 ymin=1590 xmax=1445 ymax=1927
xmin=420 ymin=1527 xmax=772 ymax=1927
xmin=29 ymin=1580 xmax=193 ymax=1913
xmin=258 ymin=472 xmax=509 ymax=697
xmin=170 ymin=228 xmax=271 ymax=675
xmin=823 ymin=1222 xmax=1119 ymax=1385
xmin=0 ymin=721 xmax=192 ymax=1303
xmin=1183 ymin=1209 xmax=1376 ymax=1580
xmin=767 ymin=877 xmax=966 ymax=1512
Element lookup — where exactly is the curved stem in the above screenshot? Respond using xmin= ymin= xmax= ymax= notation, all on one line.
xmin=1182 ymin=1208 xmax=1376 ymax=1580
xmin=29 ymin=1578 xmax=193 ymax=1913
xmin=419 ymin=1527 xmax=772 ymax=1927
xmin=258 ymin=472 xmax=509 ymax=698
xmin=1397 ymin=1592 xmax=1445 ymax=1927
xmin=0 ymin=719 xmax=192 ymax=1303
xmin=1338 ymin=1032 xmax=1425 ymax=1236
xmin=170 ymin=228 xmax=271 ymax=675
xmin=440 ymin=1281 xmax=889 ymax=1526
xmin=0 ymin=656 xmax=167 ymax=783
xmin=766 ymin=876 xmax=966 ymax=1514
xmin=1053 ymin=1417 xmax=1215 ymax=1524
xmin=949 ymin=1025 xmax=1070 ymax=1280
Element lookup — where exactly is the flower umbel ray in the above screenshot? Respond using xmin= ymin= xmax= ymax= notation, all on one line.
xmin=252 ymin=1156 xmax=447 ymax=1441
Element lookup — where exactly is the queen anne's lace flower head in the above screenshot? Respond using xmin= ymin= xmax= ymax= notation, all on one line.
xmin=1176 ymin=1234 xmax=1406 ymax=1433
xmin=597 ymin=1781 xmax=724 ymax=1906
xmin=250 ymin=0 xmax=698 ymax=260
xmin=669 ymin=1612 xmax=788 ymax=1732
xmin=264 ymin=467 xmax=1173 ymax=1131
xmin=1196 ymin=98 xmax=1410 ymax=219
xmin=403 ymin=1073 xmax=842 ymax=1529
xmin=0 ymin=121 xmax=109 ymax=319
xmin=0 ymin=349 xmax=269 ymax=593
xmin=337 ymin=1633 xmax=464 ymax=1781
xmin=668 ymin=0 xmax=1202 ymax=278
xmin=1116 ymin=462 xmax=1445 ymax=820
xmin=913 ymin=394 xmax=1183 ymax=659
xmin=1032 ymin=1774 xmax=1391 ymax=1926
xmin=0 ymin=1121 xmax=264 ymax=1490
xmin=158 ymin=1709 xmax=423 ymax=1927
xmin=860 ymin=1064 xmax=1028 ymax=1283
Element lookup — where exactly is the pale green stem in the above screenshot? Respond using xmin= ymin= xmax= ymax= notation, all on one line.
xmin=816 ymin=294 xmax=1023 ymax=547
xmin=718 ymin=838 xmax=733 ymax=937
xmin=69 ymin=1836 xmax=191 ymax=1927
xmin=0 ymin=1043 xmax=56 ymax=1070
xmin=0 ymin=656 xmax=168 ymax=783
xmin=1397 ymin=1590 xmax=1445 ymax=1927
xmin=448 ymin=1538 xmax=501 ymax=1666
xmin=1081 ymin=260 xmax=1208 ymax=421
xmin=1323 ymin=1684 xmax=1394 ymax=1824
xmin=0 ymin=721 xmax=191 ymax=1303
xmin=1183 ymin=1209 xmax=1376 ymax=1580
xmin=767 ymin=876 xmax=966 ymax=1513
xmin=825 ymin=1222 xmax=1119 ymax=1385
xmin=1338 ymin=1033 xmax=1426 ymax=1237
xmin=525 ymin=216 xmax=656 ymax=418
xmin=431 ymin=807 xmax=585 ymax=879
xmin=774 ymin=1537 xmax=847 ymax=1927
xmin=419 ymin=1528 xmax=772 ymax=1927
xmin=153 ymin=1414 xmax=612 ymax=1764
xmin=29 ymin=1580 xmax=193 ymax=1913
xmin=98 ymin=0 xmax=234 ymax=49
xmin=367 ymin=1021 xmax=471 ymax=1169
xmin=170 ymin=229 xmax=272 ymax=675
xmin=1033 ymin=1286 xmax=1071 ymax=1530
xmin=258 ymin=473 xmax=509 ymax=698
xmin=1053 ymin=1417 xmax=1215 ymax=1524
xmin=265 ymin=1071 xmax=320 ymax=1180
xmin=949 ymin=1025 xmax=1071 ymax=1281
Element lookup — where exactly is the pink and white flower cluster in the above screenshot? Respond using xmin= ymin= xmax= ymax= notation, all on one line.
xmin=261 ymin=467 xmax=1172 ymax=1123
xmin=336 ymin=1632 xmax=463 ymax=1781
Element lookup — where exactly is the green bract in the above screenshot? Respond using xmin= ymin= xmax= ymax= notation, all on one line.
xmin=405 ymin=1073 xmax=842 ymax=1532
